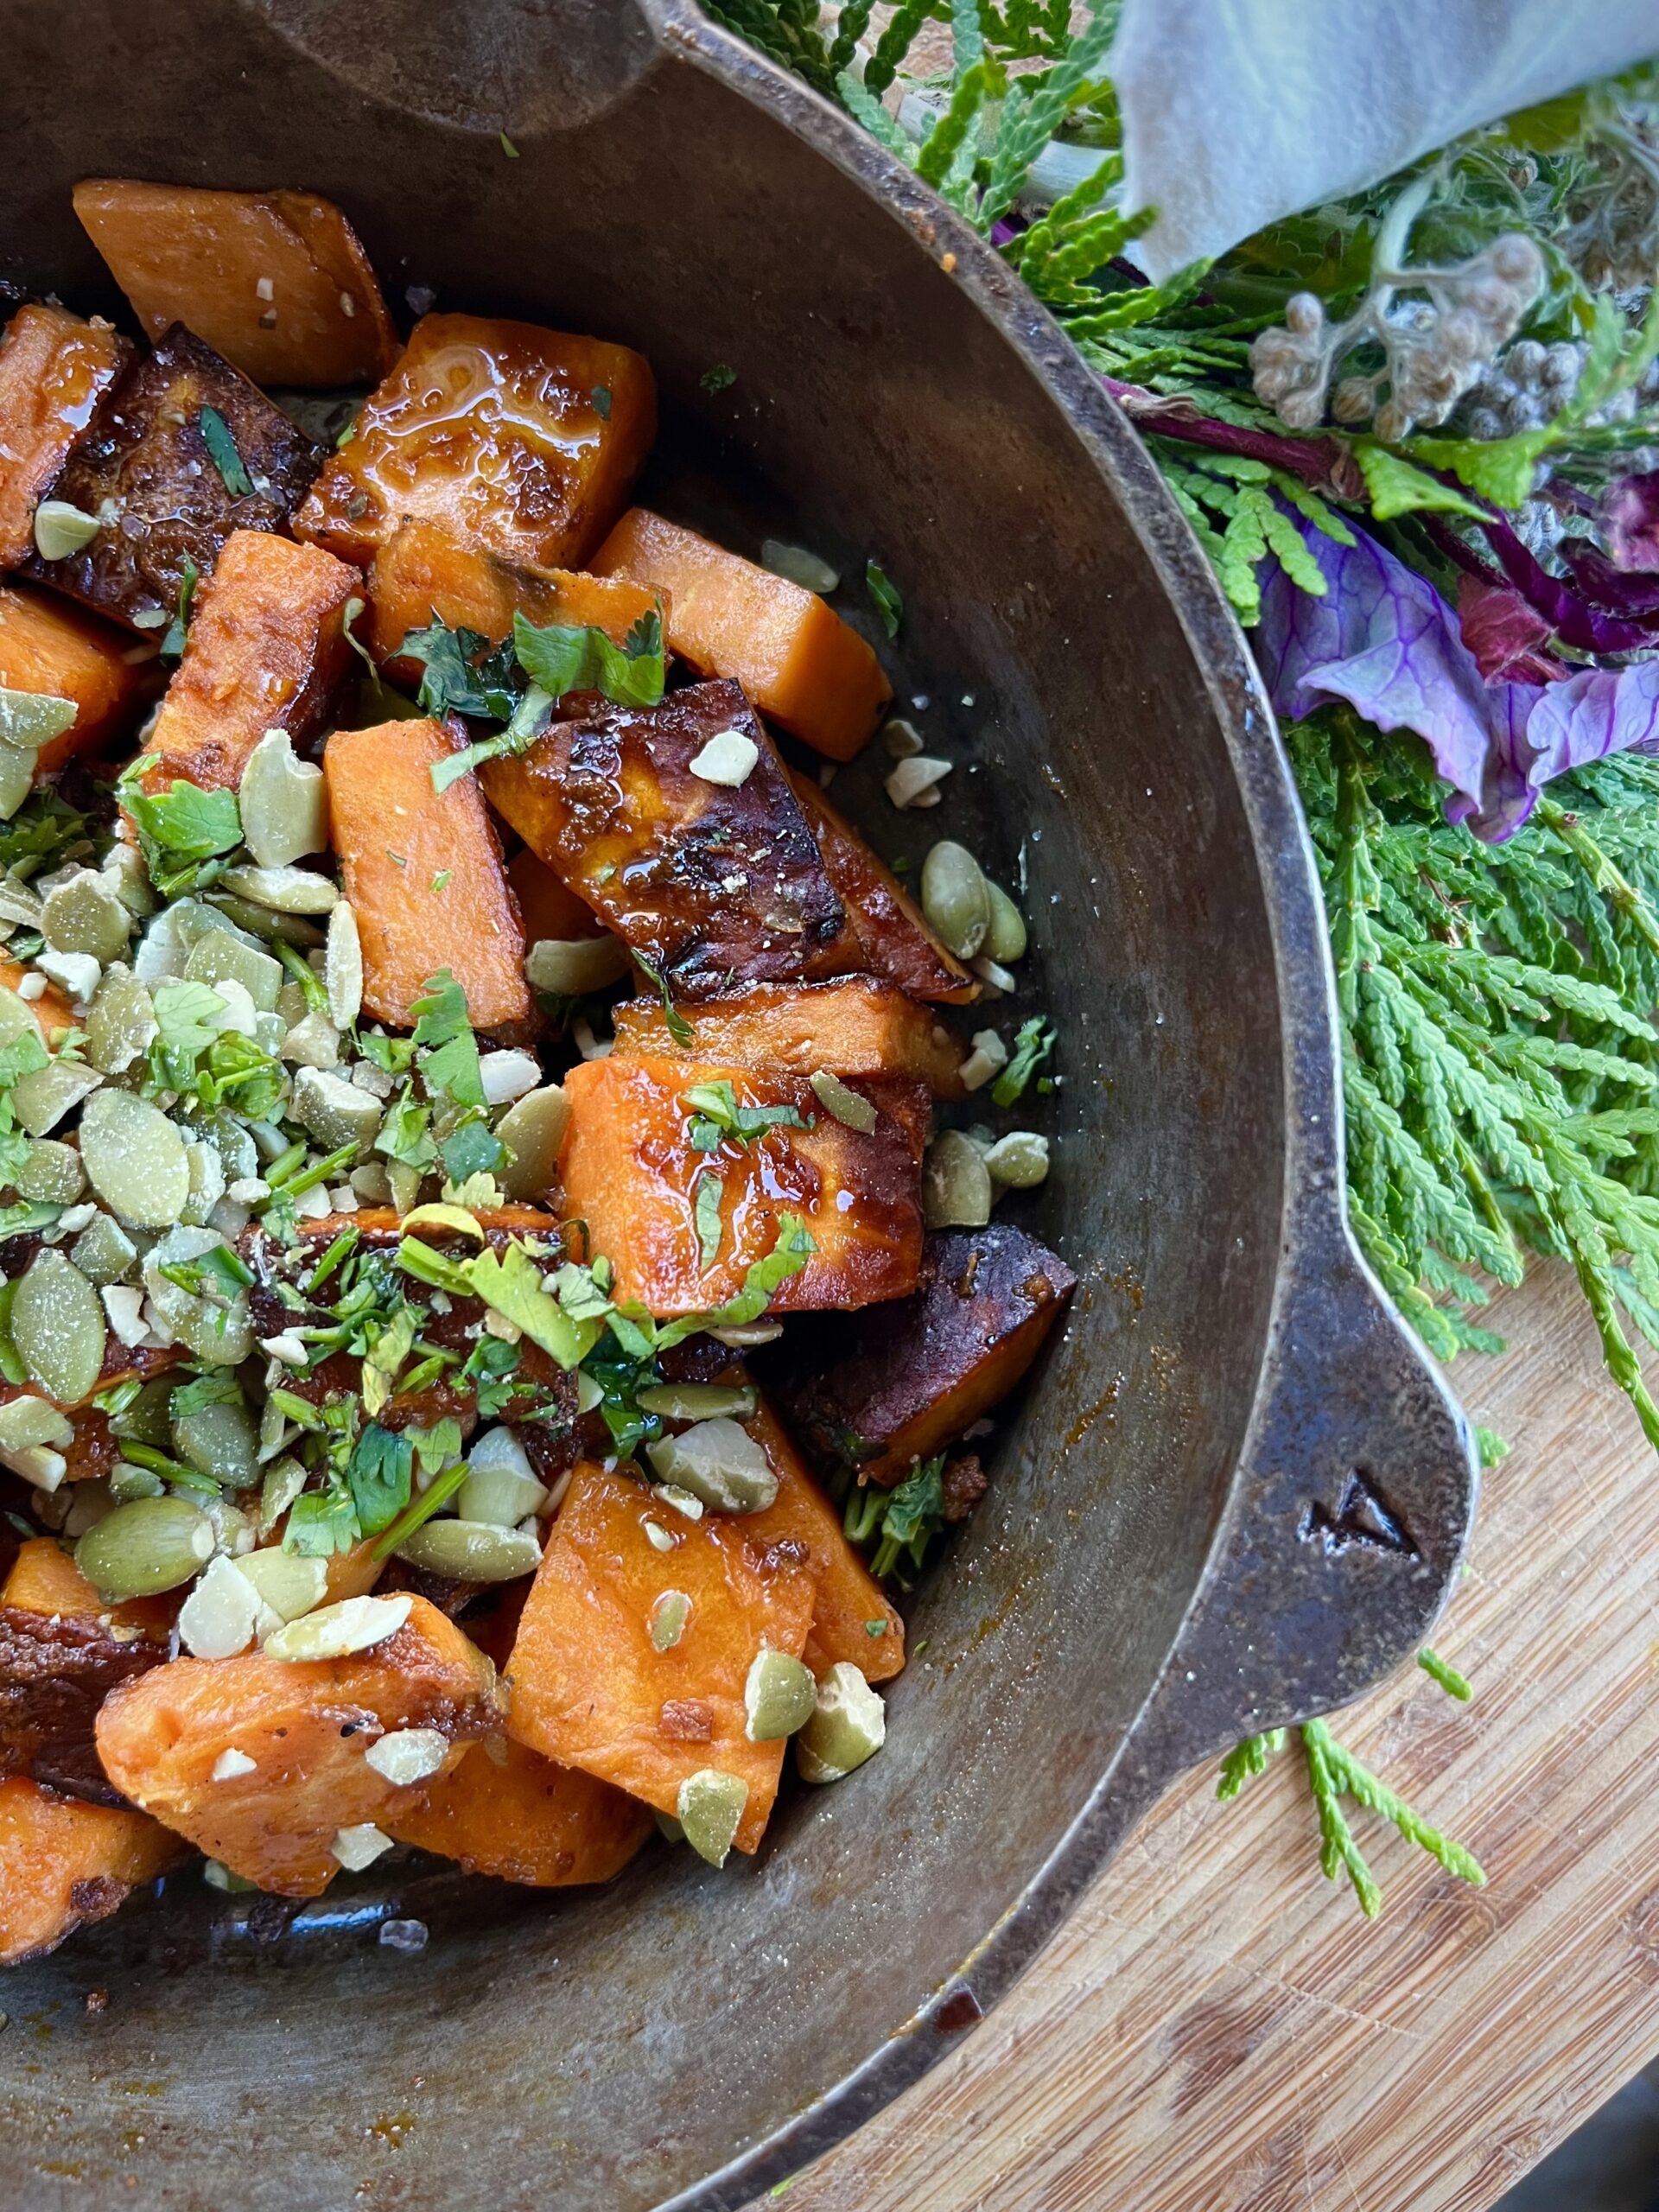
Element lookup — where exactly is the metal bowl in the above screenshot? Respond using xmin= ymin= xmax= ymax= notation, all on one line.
xmin=0 ymin=3 xmax=1478 ymax=2206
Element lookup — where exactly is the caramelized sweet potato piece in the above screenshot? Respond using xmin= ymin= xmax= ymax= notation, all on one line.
xmin=0 ymin=1775 xmax=180 ymax=1965
xmin=0 ymin=582 xmax=156 ymax=772
xmin=388 ymin=1735 xmax=652 ymax=1886
xmin=481 ymin=679 xmax=846 ymax=998
xmin=365 ymin=517 xmax=662 ymax=690
xmin=612 ymin=976 xmax=965 ymax=1097
xmin=508 ymin=842 xmax=607 ymax=944
xmin=324 ymin=716 xmax=530 ymax=1029
xmin=3 ymin=1536 xmax=172 ymax=1637
xmin=740 ymin=1397 xmax=904 ymax=1682
xmin=73 ymin=180 xmax=399 ymax=388
xmin=295 ymin=313 xmax=655 ymax=569
xmin=140 ymin=528 xmax=357 ymax=793
xmin=0 ymin=304 xmax=130 ymax=569
xmin=506 ymin=1463 xmax=817 ymax=1853
xmin=763 ymin=1224 xmax=1077 ymax=1484
xmin=789 ymin=770 xmax=976 ymax=1003
xmin=24 ymin=325 xmax=324 ymax=631
xmin=95 ymin=1593 xmax=499 ymax=1897
xmin=560 ymin=1054 xmax=928 ymax=1316
xmin=593 ymin=509 xmax=890 ymax=761
xmin=1 ymin=1538 xmax=170 ymax=1802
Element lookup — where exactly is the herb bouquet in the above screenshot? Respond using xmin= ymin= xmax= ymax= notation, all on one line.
xmin=706 ymin=0 xmax=1659 ymax=1915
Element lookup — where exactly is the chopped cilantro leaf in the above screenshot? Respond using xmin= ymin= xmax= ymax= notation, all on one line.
xmin=161 ymin=556 xmax=200 ymax=660
xmin=471 ymin=1241 xmax=601 ymax=1370
xmin=198 ymin=405 xmax=253 ymax=499
xmin=410 ymin=969 xmax=486 ymax=1111
xmin=285 ymin=1476 xmax=361 ymax=1557
xmin=512 ymin=607 xmax=666 ymax=710
xmin=633 ymin=950 xmax=692 ymax=1047
xmin=992 ymin=1016 xmax=1055 ymax=1107
xmin=701 ymin=363 xmax=737 ymax=392
xmin=398 ymin=617 xmax=521 ymax=723
xmin=694 ymin=1169 xmax=724 ymax=1270
xmin=591 ymin=385 xmax=612 ymax=419
xmin=440 ymin=1116 xmax=505 ymax=1185
xmin=865 ymin=558 xmax=902 ymax=639
xmin=346 ymin=1420 xmax=415 ymax=1536
xmin=681 ymin=1079 xmax=806 ymax=1147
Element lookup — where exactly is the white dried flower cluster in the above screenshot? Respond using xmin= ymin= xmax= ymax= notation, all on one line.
xmin=1250 ymin=230 xmax=1546 ymax=439
xmin=1459 ymin=334 xmax=1659 ymax=441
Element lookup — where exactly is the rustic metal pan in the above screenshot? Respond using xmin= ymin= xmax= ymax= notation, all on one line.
xmin=0 ymin=2 xmax=1479 ymax=2206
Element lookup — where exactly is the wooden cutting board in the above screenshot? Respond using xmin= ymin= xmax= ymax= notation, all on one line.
xmin=786 ymin=1262 xmax=1659 ymax=2211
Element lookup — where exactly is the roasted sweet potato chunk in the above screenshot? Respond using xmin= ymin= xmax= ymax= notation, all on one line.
xmin=24 ymin=325 xmax=324 ymax=631
xmin=295 ymin=314 xmax=655 ymax=569
xmin=763 ymin=1224 xmax=1077 ymax=1484
xmin=612 ymin=976 xmax=965 ymax=1097
xmin=508 ymin=842 xmax=607 ymax=944
xmin=0 ymin=582 xmax=156 ymax=772
xmin=481 ymin=679 xmax=846 ymax=998
xmin=95 ymin=1594 xmax=499 ymax=1897
xmin=324 ymin=716 xmax=531 ymax=1030
xmin=507 ymin=1463 xmax=817 ymax=1853
xmin=0 ymin=304 xmax=129 ymax=569
xmin=740 ymin=1397 xmax=904 ymax=1682
xmin=2 ymin=1539 xmax=173 ymax=1802
xmin=73 ymin=180 xmax=399 ymax=388
xmin=593 ymin=509 xmax=890 ymax=761
xmin=140 ymin=528 xmax=357 ymax=792
xmin=560 ymin=1054 xmax=928 ymax=1316
xmin=388 ymin=1735 xmax=652 ymax=1886
xmin=0 ymin=1775 xmax=180 ymax=1965
xmin=790 ymin=771 xmax=976 ymax=1003
xmin=365 ymin=517 xmax=663 ymax=690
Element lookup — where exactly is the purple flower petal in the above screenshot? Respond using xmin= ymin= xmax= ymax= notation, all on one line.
xmin=1525 ymin=661 xmax=1659 ymax=784
xmin=1605 ymin=469 xmax=1659 ymax=572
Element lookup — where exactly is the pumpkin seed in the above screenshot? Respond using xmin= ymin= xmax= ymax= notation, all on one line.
xmin=177 ymin=1554 xmax=260 ymax=1660
xmin=687 ymin=728 xmax=760 ymax=787
xmin=494 ymin=1084 xmax=570 ymax=1202
xmin=80 ymin=1088 xmax=191 ymax=1226
xmin=238 ymin=728 xmax=327 ymax=868
xmin=744 ymin=1649 xmax=817 ymax=1741
xmin=71 ymin=1211 xmax=138 ymax=1287
xmin=12 ymin=1057 xmax=101 ymax=1136
xmin=41 ymin=871 xmax=131 ymax=964
xmin=173 ymin=1392 xmax=259 ymax=1488
xmin=263 ymin=1592 xmax=412 ymax=1661
xmin=142 ymin=1226 xmax=254 ymax=1366
xmin=983 ymin=879 xmax=1027 ymax=963
xmin=101 ymin=842 xmax=156 ymax=920
xmin=393 ymin=1517 xmax=542 ymax=1582
xmin=676 ymin=1768 xmax=748 ymax=1868
xmin=645 ymin=1418 xmax=778 ymax=1514
xmin=15 ymin=1138 xmax=85 ymax=1205
xmin=324 ymin=899 xmax=362 ymax=1028
xmin=524 ymin=935 xmax=630 ymax=995
xmin=234 ymin=1546 xmax=327 ymax=1624
xmin=881 ymin=717 xmax=924 ymax=759
xmin=282 ymin=1009 xmax=341 ymax=1069
xmin=795 ymin=1662 xmax=887 ymax=1783
xmin=0 ymin=1397 xmax=74 ymax=1453
xmin=649 ymin=1589 xmax=691 ymax=1651
xmin=75 ymin=1494 xmax=214 ymax=1603
xmin=10 ymin=1249 xmax=105 ymax=1403
xmin=207 ymin=891 xmax=324 ymax=948
xmin=184 ymin=930 xmax=283 ymax=1013
xmin=87 ymin=969 xmax=158 ymax=1074
xmin=922 ymin=1129 xmax=994 ymax=1228
xmin=479 ymin=1048 xmax=540 ymax=1107
xmin=455 ymin=1427 xmax=546 ymax=1527
xmin=257 ymin=1453 xmax=308 ymax=1532
xmin=32 ymin=499 xmax=101 ymax=562
xmin=293 ymin=1065 xmax=382 ymax=1151
xmin=920 ymin=842 xmax=990 ymax=960
xmin=760 ymin=540 xmax=839 ymax=593
xmin=886 ymin=755 xmax=952 ymax=809
xmin=365 ymin=1728 xmax=450 ymax=1785
xmin=0 ymin=747 xmax=35 ymax=821
xmin=983 ymin=1129 xmax=1051 ymax=1189
xmin=219 ymin=862 xmax=338 ymax=918
xmin=180 ymin=1138 xmax=229 ymax=1228
xmin=332 ymin=1822 xmax=394 ymax=1871
xmin=108 ymin=1460 xmax=165 ymax=1503
xmin=0 ymin=685 xmax=74 ymax=751
xmin=634 ymin=1382 xmax=758 ymax=1422
xmin=957 ymin=1028 xmax=1007 ymax=1093
xmin=808 ymin=1068 xmax=878 ymax=1135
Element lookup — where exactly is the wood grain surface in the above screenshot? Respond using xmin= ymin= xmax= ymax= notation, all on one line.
xmin=787 ymin=1262 xmax=1659 ymax=2211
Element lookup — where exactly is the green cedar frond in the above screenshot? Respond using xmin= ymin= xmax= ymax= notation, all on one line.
xmin=1301 ymin=1718 xmax=1485 ymax=1918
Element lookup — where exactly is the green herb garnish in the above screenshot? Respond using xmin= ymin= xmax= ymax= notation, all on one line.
xmin=991 ymin=1016 xmax=1055 ymax=1108
xmin=198 ymin=405 xmax=253 ymax=499
xmin=864 ymin=558 xmax=901 ymax=639
xmin=633 ymin=950 xmax=692 ymax=1047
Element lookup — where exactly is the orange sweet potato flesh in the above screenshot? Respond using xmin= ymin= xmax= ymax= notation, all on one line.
xmin=73 ymin=180 xmax=400 ymax=388
xmin=388 ymin=1734 xmax=652 ymax=1886
xmin=789 ymin=771 xmax=977 ymax=1003
xmin=766 ymin=1224 xmax=1077 ymax=1484
xmin=0 ymin=304 xmax=130 ymax=569
xmin=365 ymin=517 xmax=662 ymax=690
xmin=0 ymin=959 xmax=77 ymax=1043
xmin=508 ymin=842 xmax=607 ymax=943
xmin=741 ymin=1397 xmax=904 ymax=1682
xmin=324 ymin=716 xmax=530 ymax=1030
xmin=0 ymin=582 xmax=156 ymax=772
xmin=142 ymin=527 xmax=358 ymax=793
xmin=593 ymin=509 xmax=890 ymax=762
xmin=481 ymin=679 xmax=848 ymax=998
xmin=560 ymin=1054 xmax=928 ymax=1316
xmin=95 ymin=1594 xmax=500 ymax=1897
xmin=611 ymin=977 xmax=965 ymax=1098
xmin=507 ymin=1463 xmax=817 ymax=1853
xmin=295 ymin=314 xmax=656 ymax=569
xmin=3 ymin=1536 xmax=172 ymax=1641
xmin=0 ymin=1775 xmax=181 ymax=1965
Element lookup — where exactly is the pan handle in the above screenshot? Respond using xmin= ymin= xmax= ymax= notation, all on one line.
xmin=1122 ymin=1223 xmax=1480 ymax=1792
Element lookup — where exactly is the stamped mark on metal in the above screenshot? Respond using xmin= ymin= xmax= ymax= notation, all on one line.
xmin=1300 ymin=1469 xmax=1418 ymax=1559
